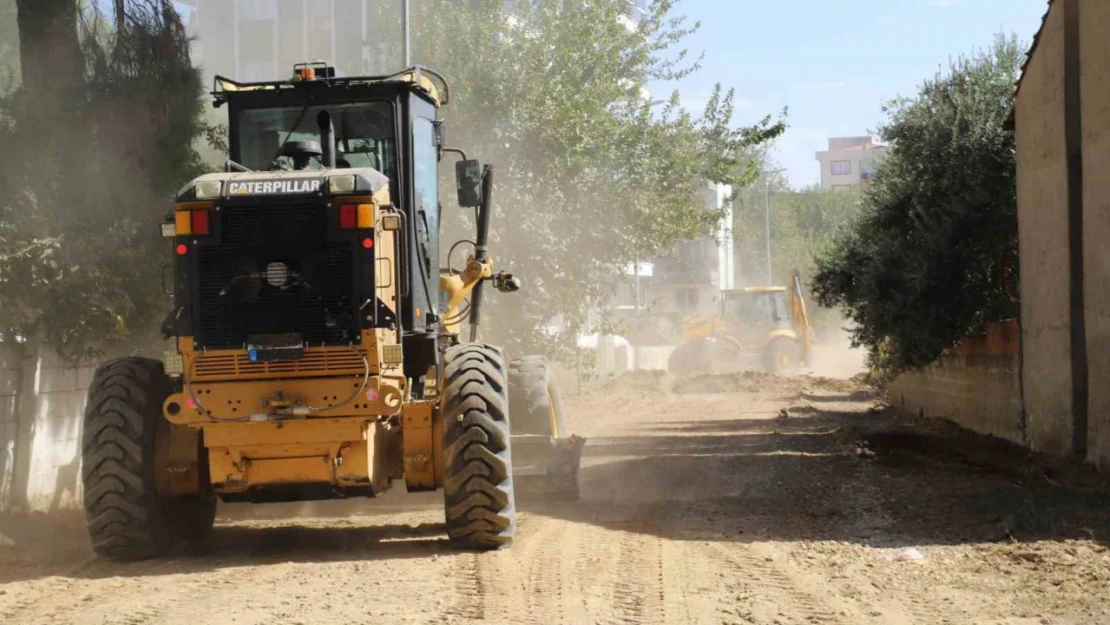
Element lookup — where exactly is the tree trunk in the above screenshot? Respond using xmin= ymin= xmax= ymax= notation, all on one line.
xmin=14 ymin=0 xmax=82 ymax=122
xmin=115 ymin=0 xmax=127 ymax=32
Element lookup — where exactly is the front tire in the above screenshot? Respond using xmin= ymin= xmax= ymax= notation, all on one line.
xmin=82 ymin=357 xmax=215 ymax=560
xmin=763 ymin=338 xmax=801 ymax=375
xmin=441 ymin=343 xmax=516 ymax=549
xmin=667 ymin=339 xmax=714 ymax=378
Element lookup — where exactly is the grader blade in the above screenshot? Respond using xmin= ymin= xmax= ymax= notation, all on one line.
xmin=510 ymin=433 xmax=586 ymax=501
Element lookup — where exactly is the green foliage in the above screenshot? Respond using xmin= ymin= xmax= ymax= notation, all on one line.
xmin=0 ymin=0 xmax=208 ymax=359
xmin=811 ymin=34 xmax=1023 ymax=374
xmin=370 ymin=0 xmax=785 ymax=360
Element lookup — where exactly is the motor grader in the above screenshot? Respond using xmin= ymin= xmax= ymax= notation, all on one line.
xmin=80 ymin=62 xmax=583 ymax=560
xmin=667 ymin=269 xmax=812 ymax=376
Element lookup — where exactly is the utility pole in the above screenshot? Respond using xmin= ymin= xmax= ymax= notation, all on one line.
xmin=402 ymin=0 xmax=411 ymax=67
xmin=764 ymin=168 xmax=787 ymax=285
xmin=633 ymin=262 xmax=641 ymax=316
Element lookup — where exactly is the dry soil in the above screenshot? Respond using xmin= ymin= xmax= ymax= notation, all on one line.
xmin=2 ymin=371 xmax=1110 ymax=625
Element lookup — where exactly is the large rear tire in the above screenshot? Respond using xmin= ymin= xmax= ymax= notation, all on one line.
xmin=441 ymin=343 xmax=516 ymax=549
xmin=763 ymin=337 xmax=802 ymax=375
xmin=82 ymin=357 xmax=215 ymax=560
xmin=508 ymin=356 xmax=565 ymax=437
xmin=667 ymin=339 xmax=714 ymax=378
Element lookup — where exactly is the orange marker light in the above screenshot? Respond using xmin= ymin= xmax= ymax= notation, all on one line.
xmin=357 ymin=204 xmax=374 ymax=229
xmin=175 ymin=211 xmax=191 ymax=236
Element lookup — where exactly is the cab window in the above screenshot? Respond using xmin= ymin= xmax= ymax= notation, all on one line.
xmin=412 ymin=117 xmax=439 ymax=275
xmin=236 ymin=101 xmax=396 ymax=177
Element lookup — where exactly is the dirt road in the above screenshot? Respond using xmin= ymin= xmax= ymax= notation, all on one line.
xmin=3 ymin=372 xmax=1110 ymax=625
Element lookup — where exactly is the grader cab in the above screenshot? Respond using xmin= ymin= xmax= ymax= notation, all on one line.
xmin=80 ymin=63 xmax=583 ymax=560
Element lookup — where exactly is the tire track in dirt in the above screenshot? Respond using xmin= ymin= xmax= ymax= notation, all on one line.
xmin=661 ymin=538 xmax=720 ymax=624
xmin=566 ymin=520 xmax=630 ymax=623
xmin=446 ymin=552 xmax=486 ymax=621
xmin=0 ymin=557 xmax=164 ymax=624
xmin=707 ymin=542 xmax=842 ymax=625
xmin=607 ymin=529 xmax=665 ymax=625
xmin=521 ymin=517 xmax=567 ymax=624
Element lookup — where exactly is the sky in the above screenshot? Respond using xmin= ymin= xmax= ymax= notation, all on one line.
xmin=650 ymin=0 xmax=1048 ymax=188
xmin=170 ymin=0 xmax=1046 ymax=189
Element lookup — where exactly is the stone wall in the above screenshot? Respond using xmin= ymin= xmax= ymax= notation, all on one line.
xmin=889 ymin=321 xmax=1025 ymax=446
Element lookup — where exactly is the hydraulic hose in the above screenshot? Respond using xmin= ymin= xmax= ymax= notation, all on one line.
xmin=469 ymin=165 xmax=494 ymax=342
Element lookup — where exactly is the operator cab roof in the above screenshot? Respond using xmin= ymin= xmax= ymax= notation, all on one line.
xmin=723 ymin=286 xmax=788 ymax=294
xmin=211 ymin=63 xmax=449 ymax=108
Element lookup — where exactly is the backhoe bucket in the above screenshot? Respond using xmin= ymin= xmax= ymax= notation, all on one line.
xmin=511 ymin=433 xmax=586 ymax=501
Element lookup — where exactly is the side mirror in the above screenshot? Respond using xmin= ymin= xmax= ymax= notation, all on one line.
xmin=455 ymin=159 xmax=483 ymax=207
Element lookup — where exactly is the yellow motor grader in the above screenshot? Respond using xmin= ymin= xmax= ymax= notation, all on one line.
xmin=667 ymin=270 xmax=812 ymax=376
xmin=80 ymin=62 xmax=583 ymax=560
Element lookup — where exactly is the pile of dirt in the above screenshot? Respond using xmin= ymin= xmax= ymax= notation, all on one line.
xmin=596 ymin=370 xmax=671 ymax=395
xmin=672 ymin=371 xmax=803 ymax=395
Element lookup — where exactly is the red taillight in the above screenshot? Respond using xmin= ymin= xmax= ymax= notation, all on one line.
xmin=339 ymin=204 xmax=357 ymax=229
xmin=175 ymin=243 xmax=188 ymax=256
xmin=191 ymin=210 xmax=210 ymax=235
xmin=362 ymin=237 xmax=374 ymax=249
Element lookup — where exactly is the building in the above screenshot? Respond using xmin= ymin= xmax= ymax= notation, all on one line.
xmin=648 ymin=181 xmax=734 ymax=319
xmin=179 ymin=0 xmax=391 ymax=83
xmin=814 ymin=136 xmax=888 ymax=190
xmin=1005 ymin=0 xmax=1110 ymax=469
xmin=180 ymin=0 xmax=651 ymax=83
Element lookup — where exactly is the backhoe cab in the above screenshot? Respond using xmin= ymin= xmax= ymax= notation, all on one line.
xmin=80 ymin=62 xmax=583 ymax=561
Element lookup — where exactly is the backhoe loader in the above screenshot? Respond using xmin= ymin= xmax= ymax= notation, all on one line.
xmin=667 ymin=270 xmax=812 ymax=376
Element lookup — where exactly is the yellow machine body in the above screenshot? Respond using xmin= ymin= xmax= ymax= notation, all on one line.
xmin=673 ymin=271 xmax=813 ymax=372
xmin=160 ymin=185 xmax=449 ymax=503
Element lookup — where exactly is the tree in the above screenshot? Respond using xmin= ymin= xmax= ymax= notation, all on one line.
xmin=811 ymin=34 xmax=1023 ymax=374
xmin=0 ymin=0 xmax=19 ymax=86
xmin=0 ymin=1 xmax=210 ymax=359
xmin=368 ymin=0 xmax=785 ymax=359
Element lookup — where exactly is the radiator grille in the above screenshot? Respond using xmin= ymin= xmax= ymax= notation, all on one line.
xmin=192 ymin=349 xmax=366 ymax=380
xmin=195 ymin=204 xmax=357 ymax=348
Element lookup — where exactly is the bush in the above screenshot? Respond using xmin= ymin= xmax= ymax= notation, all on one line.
xmin=811 ymin=34 xmax=1022 ymax=374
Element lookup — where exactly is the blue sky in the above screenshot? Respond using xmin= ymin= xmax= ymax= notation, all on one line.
xmin=650 ymin=0 xmax=1048 ymax=188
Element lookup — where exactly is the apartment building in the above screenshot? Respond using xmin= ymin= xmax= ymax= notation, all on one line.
xmin=814 ymin=136 xmax=888 ymax=190
xmin=180 ymin=0 xmax=651 ymax=83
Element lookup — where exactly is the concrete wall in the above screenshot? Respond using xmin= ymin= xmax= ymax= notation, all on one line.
xmin=1080 ymin=0 xmax=1110 ymax=470
xmin=0 ymin=341 xmax=94 ymax=515
xmin=890 ymin=355 xmax=1024 ymax=445
xmin=1014 ymin=0 xmax=1074 ymax=457
xmin=889 ymin=321 xmax=1025 ymax=445
xmin=0 ymin=343 xmax=21 ymax=511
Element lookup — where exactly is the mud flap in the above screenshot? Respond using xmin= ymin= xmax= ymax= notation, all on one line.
xmin=510 ymin=433 xmax=586 ymax=501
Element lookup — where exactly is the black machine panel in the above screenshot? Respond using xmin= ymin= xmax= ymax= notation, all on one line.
xmin=193 ymin=203 xmax=360 ymax=348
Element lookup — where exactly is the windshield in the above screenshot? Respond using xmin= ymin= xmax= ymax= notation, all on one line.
xmin=235 ymin=101 xmax=395 ymax=176
xmin=723 ymin=291 xmax=789 ymax=326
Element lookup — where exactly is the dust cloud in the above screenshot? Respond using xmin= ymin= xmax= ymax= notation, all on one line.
xmin=808 ymin=326 xmax=867 ymax=379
